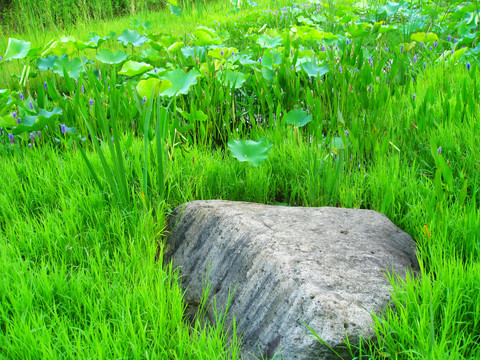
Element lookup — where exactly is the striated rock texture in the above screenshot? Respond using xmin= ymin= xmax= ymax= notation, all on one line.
xmin=164 ymin=200 xmax=419 ymax=360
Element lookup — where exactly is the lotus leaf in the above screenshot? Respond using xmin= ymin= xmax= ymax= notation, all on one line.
xmin=285 ymin=109 xmax=312 ymax=127
xmin=228 ymin=138 xmax=273 ymax=167
xmin=301 ymin=63 xmax=329 ymax=78
xmin=220 ymin=70 xmax=248 ymax=89
xmin=37 ymin=56 xmax=58 ymax=72
xmin=118 ymin=60 xmax=153 ymax=76
xmin=410 ymin=32 xmax=439 ymax=43
xmin=3 ymin=38 xmax=31 ymax=61
xmin=117 ymin=29 xmax=148 ymax=47
xmin=96 ymin=49 xmax=129 ymax=64
xmin=160 ymin=69 xmax=201 ymax=96
xmin=256 ymin=35 xmax=283 ymax=48
xmin=136 ymin=78 xmax=172 ymax=99
xmin=53 ymin=56 xmax=83 ymax=80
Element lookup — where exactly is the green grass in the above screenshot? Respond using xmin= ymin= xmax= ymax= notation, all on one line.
xmin=1 ymin=0 xmax=480 ymax=358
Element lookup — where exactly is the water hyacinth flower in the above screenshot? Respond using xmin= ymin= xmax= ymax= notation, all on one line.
xmin=89 ymin=99 xmax=94 ymax=106
xmin=467 ymin=62 xmax=471 ymax=71
xmin=61 ymin=124 xmax=67 ymax=134
xmin=437 ymin=146 xmax=442 ymax=155
xmin=8 ymin=133 xmax=14 ymax=144
xmin=19 ymin=93 xmax=24 ymax=101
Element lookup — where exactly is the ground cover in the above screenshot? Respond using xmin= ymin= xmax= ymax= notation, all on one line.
xmin=1 ymin=0 xmax=480 ymax=358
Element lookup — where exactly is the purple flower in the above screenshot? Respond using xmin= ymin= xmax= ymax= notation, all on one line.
xmin=344 ymin=129 xmax=349 ymax=137
xmin=258 ymin=57 xmax=262 ymax=64
xmin=433 ymin=41 xmax=438 ymax=48
xmin=385 ymin=47 xmax=388 ymax=52
xmin=448 ymin=34 xmax=451 ymax=42
xmin=451 ymin=50 xmax=454 ymax=55
xmin=19 ymin=93 xmax=24 ymax=101
xmin=413 ymin=55 xmax=417 ymax=63
xmin=28 ymin=143 xmax=33 ymax=148
xmin=437 ymin=146 xmax=442 ymax=155
xmin=420 ymin=42 xmax=424 ymax=49
xmin=412 ymin=77 xmax=415 ymax=82
xmin=61 ymin=124 xmax=67 ymax=134
xmin=231 ymin=52 xmax=235 ymax=57
xmin=17 ymin=118 xmax=21 ymax=124
xmin=413 ymin=94 xmax=416 ymax=101
xmin=44 ymin=82 xmax=48 ymax=90
xmin=111 ymin=137 xmax=114 ymax=142
xmin=321 ymin=45 xmax=325 ymax=51
xmin=30 ymin=133 xmax=35 ymax=141
xmin=81 ymin=85 xmax=85 ymax=93
xmin=346 ymin=39 xmax=350 ymax=45
xmin=220 ymin=50 xmax=224 ymax=56
xmin=429 ymin=47 xmax=433 ymax=51
xmin=142 ymin=96 xmax=147 ymax=104
xmin=0 ymin=56 xmax=3 ymax=61
xmin=423 ymin=62 xmax=426 ymax=69
xmin=89 ymin=99 xmax=94 ymax=106
xmin=154 ymin=68 xmax=158 ymax=73
xmin=29 ymin=101 xmax=34 ymax=110
xmin=8 ymin=133 xmax=14 ymax=144
xmin=401 ymin=45 xmax=404 ymax=53
xmin=368 ymin=57 xmax=373 ymax=66
xmin=12 ymin=112 xmax=17 ymax=119
xmin=467 ymin=62 xmax=471 ymax=71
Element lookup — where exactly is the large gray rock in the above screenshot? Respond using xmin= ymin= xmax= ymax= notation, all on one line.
xmin=164 ymin=200 xmax=419 ymax=360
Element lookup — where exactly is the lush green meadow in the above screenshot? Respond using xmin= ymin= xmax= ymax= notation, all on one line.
xmin=1 ymin=0 xmax=480 ymax=358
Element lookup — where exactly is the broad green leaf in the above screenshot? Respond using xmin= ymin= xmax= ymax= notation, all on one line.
xmin=53 ymin=56 xmax=83 ymax=80
xmin=141 ymin=48 xmax=161 ymax=61
xmin=451 ymin=48 xmax=468 ymax=61
xmin=295 ymin=26 xmax=324 ymax=41
xmin=118 ymin=60 xmax=153 ymax=76
xmin=11 ymin=108 xmax=63 ymax=134
xmin=84 ymin=35 xmax=108 ymax=49
xmin=160 ymin=69 xmax=201 ymax=96
xmin=301 ymin=63 xmax=329 ymax=78
xmin=256 ymin=34 xmax=283 ymax=48
xmin=170 ymin=5 xmax=182 ymax=16
xmin=96 ymin=49 xmax=129 ymax=64
xmin=181 ymin=46 xmax=205 ymax=60
xmin=167 ymin=41 xmax=184 ymax=53
xmin=208 ymin=47 xmax=238 ymax=59
xmin=177 ymin=108 xmax=208 ymax=122
xmin=43 ymin=37 xmax=77 ymax=57
xmin=37 ymin=55 xmax=58 ymax=71
xmin=220 ymin=70 xmax=248 ymax=89
xmin=136 ymin=78 xmax=172 ymax=99
xmin=228 ymin=138 xmax=273 ymax=167
xmin=346 ymin=22 xmax=372 ymax=37
xmin=193 ymin=27 xmax=221 ymax=46
xmin=285 ymin=109 xmax=312 ymax=127
xmin=117 ymin=29 xmax=148 ymax=47
xmin=3 ymin=38 xmax=31 ymax=61
xmin=410 ymin=32 xmax=438 ymax=43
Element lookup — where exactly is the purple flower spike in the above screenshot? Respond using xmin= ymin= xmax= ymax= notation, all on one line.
xmin=339 ymin=65 xmax=343 ymax=74
xmin=413 ymin=55 xmax=417 ymax=63
xmin=12 ymin=112 xmax=17 ymax=119
xmin=30 ymin=133 xmax=35 ymax=141
xmin=19 ymin=93 xmax=24 ymax=101
xmin=81 ymin=85 xmax=85 ymax=93
xmin=44 ymin=82 xmax=48 ymax=90
xmin=258 ymin=57 xmax=262 ymax=64
xmin=89 ymin=99 xmax=94 ymax=106
xmin=413 ymin=94 xmax=416 ymax=101
xmin=142 ymin=96 xmax=147 ymax=104
xmin=467 ymin=62 xmax=471 ymax=71
xmin=321 ymin=45 xmax=325 ymax=51
xmin=423 ymin=62 xmax=426 ymax=69
xmin=61 ymin=124 xmax=67 ymax=134
xmin=346 ymin=39 xmax=350 ymax=45
xmin=29 ymin=101 xmax=34 ymax=110
xmin=344 ymin=129 xmax=349 ymax=137
xmin=434 ymin=41 xmax=438 ymax=48
xmin=437 ymin=146 xmax=442 ymax=155
xmin=221 ymin=50 xmax=224 ymax=56
xmin=448 ymin=34 xmax=451 ymax=42
xmin=111 ymin=137 xmax=114 ymax=143
xmin=17 ymin=118 xmax=21 ymax=124
xmin=8 ymin=133 xmax=14 ymax=144
xmin=401 ymin=45 xmax=404 ymax=53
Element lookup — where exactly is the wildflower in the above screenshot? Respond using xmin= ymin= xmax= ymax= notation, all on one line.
xmin=429 ymin=46 xmax=433 ymax=51
xmin=423 ymin=62 xmax=426 ymax=69
xmin=344 ymin=129 xmax=349 ymax=137
xmin=258 ymin=57 xmax=262 ymax=63
xmin=231 ymin=52 xmax=235 ymax=57
xmin=413 ymin=55 xmax=417 ymax=63
xmin=111 ymin=137 xmax=114 ymax=142
xmin=437 ymin=146 xmax=442 ymax=155
xmin=28 ymin=143 xmax=33 ymax=148
xmin=451 ymin=50 xmax=454 ymax=55
xmin=401 ymin=45 xmax=404 ymax=53
xmin=61 ymin=124 xmax=67 ymax=134
xmin=413 ymin=94 xmax=416 ymax=101
xmin=143 ymin=96 xmax=147 ymax=104
xmin=30 ymin=133 xmax=35 ymax=141
xmin=433 ymin=41 xmax=438 ymax=48
xmin=8 ymin=133 xmax=14 ymax=144
xmin=321 ymin=45 xmax=325 ymax=51
xmin=44 ymin=82 xmax=48 ymax=90
xmin=81 ymin=85 xmax=85 ymax=93
xmin=19 ymin=93 xmax=24 ymax=101
xmin=0 ymin=56 xmax=2 ymax=61
xmin=368 ymin=57 xmax=373 ymax=66
xmin=89 ymin=99 xmax=94 ymax=105
xmin=29 ymin=101 xmax=34 ymax=110
xmin=154 ymin=67 xmax=158 ymax=73
xmin=467 ymin=62 xmax=471 ymax=71
xmin=346 ymin=39 xmax=350 ymax=45
xmin=12 ymin=112 xmax=17 ymax=119
xmin=339 ymin=65 xmax=343 ymax=74
xmin=17 ymin=118 xmax=21 ymax=124
xmin=420 ymin=42 xmax=424 ymax=49
xmin=385 ymin=47 xmax=388 ymax=52
xmin=412 ymin=77 xmax=415 ymax=82
xmin=448 ymin=34 xmax=451 ymax=42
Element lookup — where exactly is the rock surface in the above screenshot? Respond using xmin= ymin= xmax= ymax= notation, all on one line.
xmin=164 ymin=200 xmax=419 ymax=360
